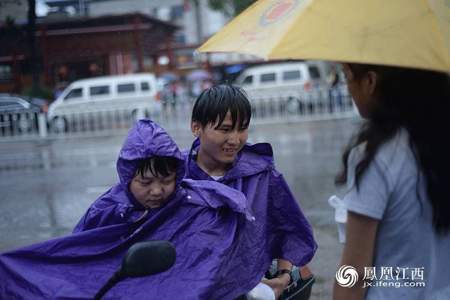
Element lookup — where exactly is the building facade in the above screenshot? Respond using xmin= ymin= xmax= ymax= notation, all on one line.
xmin=0 ymin=12 xmax=178 ymax=94
xmin=45 ymin=0 xmax=260 ymax=70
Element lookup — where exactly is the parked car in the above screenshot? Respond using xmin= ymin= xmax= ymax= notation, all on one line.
xmin=234 ymin=61 xmax=330 ymax=112
xmin=0 ymin=94 xmax=48 ymax=113
xmin=48 ymin=73 xmax=161 ymax=132
xmin=0 ymin=94 xmax=43 ymax=133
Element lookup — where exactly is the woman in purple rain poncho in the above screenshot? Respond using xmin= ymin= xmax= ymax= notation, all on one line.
xmin=187 ymin=85 xmax=317 ymax=298
xmin=0 ymin=120 xmax=275 ymax=299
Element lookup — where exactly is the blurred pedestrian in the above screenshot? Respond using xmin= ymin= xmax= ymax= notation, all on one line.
xmin=169 ymin=81 xmax=178 ymax=110
xmin=191 ymin=80 xmax=202 ymax=98
xmin=333 ymin=64 xmax=450 ymax=300
xmin=53 ymin=81 xmax=68 ymax=99
xmin=160 ymin=82 xmax=171 ymax=112
xmin=327 ymin=65 xmax=342 ymax=112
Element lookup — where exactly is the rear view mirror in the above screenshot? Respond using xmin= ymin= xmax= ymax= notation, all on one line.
xmin=94 ymin=240 xmax=176 ymax=300
xmin=122 ymin=240 xmax=176 ymax=277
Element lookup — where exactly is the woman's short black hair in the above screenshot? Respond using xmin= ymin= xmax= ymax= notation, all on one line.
xmin=135 ymin=156 xmax=178 ymax=178
xmin=191 ymin=84 xmax=251 ymax=129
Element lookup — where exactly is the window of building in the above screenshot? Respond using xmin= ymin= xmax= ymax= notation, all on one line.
xmin=174 ymin=31 xmax=186 ymax=44
xmin=0 ymin=65 xmax=12 ymax=81
xmin=171 ymin=5 xmax=184 ymax=20
xmin=155 ymin=7 xmax=171 ymax=21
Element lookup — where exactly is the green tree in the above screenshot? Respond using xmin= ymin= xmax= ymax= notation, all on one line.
xmin=207 ymin=0 xmax=256 ymax=17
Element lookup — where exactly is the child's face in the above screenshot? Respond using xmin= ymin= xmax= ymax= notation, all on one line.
xmin=129 ymin=170 xmax=177 ymax=209
xmin=191 ymin=111 xmax=248 ymax=173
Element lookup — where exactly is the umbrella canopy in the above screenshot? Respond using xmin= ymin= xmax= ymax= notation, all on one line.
xmin=198 ymin=0 xmax=450 ymax=72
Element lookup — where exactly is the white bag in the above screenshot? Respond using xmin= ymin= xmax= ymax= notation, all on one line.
xmin=247 ymin=282 xmax=276 ymax=300
xmin=328 ymin=195 xmax=347 ymax=243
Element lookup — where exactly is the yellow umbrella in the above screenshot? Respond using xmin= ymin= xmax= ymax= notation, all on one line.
xmin=198 ymin=0 xmax=450 ymax=72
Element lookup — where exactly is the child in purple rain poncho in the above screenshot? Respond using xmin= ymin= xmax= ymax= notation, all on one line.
xmin=187 ymin=85 xmax=317 ymax=298
xmin=0 ymin=120 xmax=274 ymax=300
xmin=73 ymin=117 xmax=186 ymax=232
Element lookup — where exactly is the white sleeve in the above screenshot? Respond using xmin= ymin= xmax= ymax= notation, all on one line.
xmin=343 ymin=146 xmax=393 ymax=220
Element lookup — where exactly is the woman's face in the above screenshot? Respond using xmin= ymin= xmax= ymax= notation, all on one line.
xmin=342 ymin=64 xmax=377 ymax=118
xmin=191 ymin=111 xmax=248 ymax=174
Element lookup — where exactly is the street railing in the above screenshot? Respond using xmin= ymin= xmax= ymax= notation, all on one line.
xmin=246 ymin=85 xmax=355 ymax=124
xmin=0 ymin=86 xmax=355 ymax=141
xmin=47 ymin=109 xmax=154 ymax=137
xmin=0 ymin=112 xmax=42 ymax=140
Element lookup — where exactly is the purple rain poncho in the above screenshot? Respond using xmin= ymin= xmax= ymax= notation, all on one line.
xmin=0 ymin=120 xmax=263 ymax=299
xmin=184 ymin=139 xmax=317 ymax=267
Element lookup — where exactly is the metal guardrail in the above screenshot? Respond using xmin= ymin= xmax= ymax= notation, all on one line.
xmin=0 ymin=87 xmax=355 ymax=141
xmin=0 ymin=112 xmax=44 ymax=140
xmin=47 ymin=109 xmax=153 ymax=137
xmin=247 ymin=86 xmax=355 ymax=124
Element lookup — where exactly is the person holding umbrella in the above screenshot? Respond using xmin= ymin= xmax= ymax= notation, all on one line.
xmin=196 ymin=0 xmax=450 ymax=298
xmin=333 ymin=64 xmax=450 ymax=299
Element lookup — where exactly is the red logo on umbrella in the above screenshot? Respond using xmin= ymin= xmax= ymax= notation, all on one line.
xmin=260 ymin=0 xmax=299 ymax=26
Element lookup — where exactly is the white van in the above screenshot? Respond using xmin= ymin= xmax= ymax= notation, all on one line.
xmin=48 ymin=73 xmax=161 ymax=131
xmin=235 ymin=61 xmax=328 ymax=92
xmin=234 ymin=61 xmax=330 ymax=113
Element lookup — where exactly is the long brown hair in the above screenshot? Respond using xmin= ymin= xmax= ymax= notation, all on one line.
xmin=336 ymin=64 xmax=450 ymax=234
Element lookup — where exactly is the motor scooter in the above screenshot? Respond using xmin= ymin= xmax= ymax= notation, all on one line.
xmin=94 ymin=240 xmax=314 ymax=300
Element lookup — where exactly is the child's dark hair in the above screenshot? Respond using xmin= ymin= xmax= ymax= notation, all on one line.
xmin=191 ymin=84 xmax=251 ymax=129
xmin=135 ymin=156 xmax=178 ymax=178
xmin=336 ymin=63 xmax=450 ymax=235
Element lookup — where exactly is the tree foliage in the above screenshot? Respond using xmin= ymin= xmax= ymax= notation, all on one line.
xmin=207 ymin=0 xmax=256 ymax=17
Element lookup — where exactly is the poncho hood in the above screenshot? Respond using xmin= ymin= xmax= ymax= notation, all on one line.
xmin=117 ymin=119 xmax=184 ymax=187
xmin=114 ymin=119 xmax=185 ymax=210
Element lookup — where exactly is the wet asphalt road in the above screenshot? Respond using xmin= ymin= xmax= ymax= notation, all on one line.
xmin=0 ymin=117 xmax=360 ymax=299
